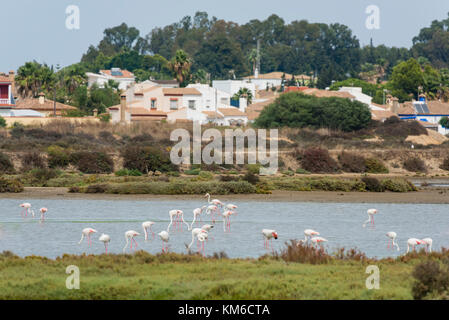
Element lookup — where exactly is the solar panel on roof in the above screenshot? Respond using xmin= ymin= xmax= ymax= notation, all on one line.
xmin=111 ymin=71 xmax=123 ymax=76
xmin=421 ymin=103 xmax=429 ymax=113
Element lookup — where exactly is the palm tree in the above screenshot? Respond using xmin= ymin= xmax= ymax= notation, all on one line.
xmin=15 ymin=61 xmax=56 ymax=98
xmin=62 ymin=64 xmax=87 ymax=94
xmin=168 ymin=50 xmax=192 ymax=87
xmin=247 ymin=48 xmax=258 ymax=75
xmin=232 ymin=88 xmax=253 ymax=105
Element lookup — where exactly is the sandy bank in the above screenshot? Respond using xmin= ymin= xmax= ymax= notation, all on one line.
xmin=1 ymin=187 xmax=449 ymax=203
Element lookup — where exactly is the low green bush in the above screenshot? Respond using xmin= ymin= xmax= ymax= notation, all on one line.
xmin=0 ymin=152 xmax=14 ymax=174
xmin=361 ymin=176 xmax=385 ymax=192
xmin=70 ymin=151 xmax=114 ymax=174
xmin=47 ymin=145 xmax=70 ymax=168
xmin=115 ymin=169 xmax=143 ymax=177
xmin=365 ymin=158 xmax=389 ymax=174
xmin=0 ymin=177 xmax=24 ymax=193
xmin=381 ymin=178 xmax=417 ymax=192
xmin=246 ymin=164 xmax=261 ymax=175
xmin=295 ymin=168 xmax=310 ymax=174
xmin=184 ymin=168 xmax=201 ymax=175
xmin=242 ymin=172 xmax=260 ymax=185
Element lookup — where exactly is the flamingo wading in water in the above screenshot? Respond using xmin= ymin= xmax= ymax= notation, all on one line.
xmin=99 ymin=234 xmax=111 ymax=253
xmin=310 ymin=236 xmax=328 ymax=249
xmin=204 ymin=193 xmax=224 ymax=207
xmin=190 ymin=207 xmax=206 ymax=229
xmin=19 ymin=203 xmax=34 ymax=218
xmin=167 ymin=210 xmax=189 ymax=232
xmin=79 ymin=228 xmax=97 ymax=246
xmin=386 ymin=232 xmax=400 ymax=251
xmin=142 ymin=221 xmax=155 ymax=241
xmin=39 ymin=208 xmax=48 ymax=222
xmin=407 ymin=238 xmax=423 ymax=253
xmin=123 ymin=230 xmax=140 ymax=253
xmin=222 ymin=210 xmax=235 ymax=232
xmin=262 ymin=229 xmax=278 ymax=251
xmin=421 ymin=238 xmax=433 ymax=253
xmin=158 ymin=231 xmax=170 ymax=253
xmin=362 ymin=209 xmax=378 ymax=228
xmin=299 ymin=229 xmax=320 ymax=245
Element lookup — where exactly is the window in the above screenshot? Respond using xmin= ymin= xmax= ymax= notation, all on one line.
xmin=151 ymin=99 xmax=157 ymax=109
xmin=170 ymin=99 xmax=178 ymax=110
xmin=188 ymin=100 xmax=196 ymax=110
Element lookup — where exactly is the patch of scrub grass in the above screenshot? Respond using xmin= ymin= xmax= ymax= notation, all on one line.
xmin=0 ymin=250 xmax=422 ymax=300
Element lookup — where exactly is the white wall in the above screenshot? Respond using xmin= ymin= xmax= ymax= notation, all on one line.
xmin=212 ymin=80 xmax=256 ymax=98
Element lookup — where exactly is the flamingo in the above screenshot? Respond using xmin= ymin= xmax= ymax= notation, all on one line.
xmin=299 ymin=229 xmax=320 ymax=245
xmin=196 ymin=232 xmax=208 ymax=256
xmin=190 ymin=206 xmax=206 ymax=229
xmin=386 ymin=232 xmax=400 ymax=251
xmin=158 ymin=231 xmax=170 ymax=253
xmin=19 ymin=203 xmax=34 ymax=217
xmin=187 ymin=228 xmax=208 ymax=253
xmin=421 ymin=238 xmax=433 ymax=253
xmin=39 ymin=208 xmax=48 ymax=222
xmin=224 ymin=204 xmax=238 ymax=215
xmin=310 ymin=236 xmax=328 ymax=249
xmin=99 ymin=234 xmax=111 ymax=253
xmin=262 ymin=229 xmax=278 ymax=251
xmin=205 ymin=205 xmax=219 ymax=223
xmin=167 ymin=210 xmax=189 ymax=232
xmin=204 ymin=193 xmax=224 ymax=207
xmin=79 ymin=228 xmax=97 ymax=246
xmin=222 ymin=210 xmax=235 ymax=232
xmin=407 ymin=238 xmax=423 ymax=253
xmin=362 ymin=209 xmax=378 ymax=228
xmin=123 ymin=230 xmax=140 ymax=253
xmin=142 ymin=221 xmax=155 ymax=241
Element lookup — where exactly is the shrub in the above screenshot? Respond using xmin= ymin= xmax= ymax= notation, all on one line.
xmin=403 ymin=157 xmax=427 ymax=173
xmin=115 ymin=169 xmax=143 ymax=177
xmin=295 ymin=168 xmax=310 ymax=174
xmin=440 ymin=157 xmax=449 ymax=171
xmin=361 ymin=177 xmax=385 ymax=192
xmin=246 ymin=164 xmax=261 ymax=175
xmin=47 ymin=145 xmax=70 ymax=168
xmin=21 ymin=152 xmax=46 ymax=171
xmin=412 ymin=261 xmax=449 ymax=300
xmin=198 ymin=171 xmax=214 ymax=180
xmin=365 ymin=158 xmax=389 ymax=174
xmin=121 ymin=145 xmax=177 ymax=173
xmin=185 ymin=168 xmax=201 ymax=175
xmin=242 ymin=172 xmax=260 ymax=185
xmin=27 ymin=168 xmax=60 ymax=185
xmin=219 ymin=175 xmax=239 ymax=182
xmin=0 ymin=177 xmax=24 ymax=193
xmin=85 ymin=184 xmax=108 ymax=193
xmin=338 ymin=152 xmax=366 ymax=173
xmin=0 ymin=152 xmax=14 ymax=174
xmin=276 ymin=241 xmax=331 ymax=265
xmin=0 ymin=116 xmax=6 ymax=128
xmin=381 ymin=178 xmax=417 ymax=192
xmin=70 ymin=151 xmax=114 ymax=174
xmin=299 ymin=147 xmax=339 ymax=173
xmin=375 ymin=120 xmax=427 ymax=138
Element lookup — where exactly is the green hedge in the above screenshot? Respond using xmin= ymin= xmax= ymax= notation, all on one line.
xmin=0 ymin=177 xmax=24 ymax=193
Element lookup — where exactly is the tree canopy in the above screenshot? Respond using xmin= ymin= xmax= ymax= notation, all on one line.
xmin=255 ymin=92 xmax=372 ymax=132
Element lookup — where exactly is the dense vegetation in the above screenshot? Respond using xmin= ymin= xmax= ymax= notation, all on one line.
xmin=0 ymin=244 xmax=448 ymax=299
xmin=255 ymin=92 xmax=372 ymax=131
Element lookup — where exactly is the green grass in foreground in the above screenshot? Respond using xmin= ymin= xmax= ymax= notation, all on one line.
xmin=0 ymin=250 xmax=424 ymax=300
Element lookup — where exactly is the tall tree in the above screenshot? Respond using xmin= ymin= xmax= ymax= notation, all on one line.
xmin=168 ymin=49 xmax=192 ymax=87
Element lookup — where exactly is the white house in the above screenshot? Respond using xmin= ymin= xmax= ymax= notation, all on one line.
xmin=86 ymin=68 xmax=135 ymax=91
xmin=337 ymin=87 xmax=385 ymax=111
xmin=186 ymin=84 xmax=232 ymax=110
xmin=212 ymin=80 xmax=256 ymax=99
xmin=244 ymin=72 xmax=311 ymax=91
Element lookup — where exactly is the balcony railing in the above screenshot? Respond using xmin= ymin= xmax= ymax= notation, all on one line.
xmin=0 ymin=99 xmax=10 ymax=105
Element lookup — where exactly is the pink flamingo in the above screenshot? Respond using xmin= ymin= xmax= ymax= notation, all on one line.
xmin=407 ymin=238 xmax=423 ymax=253
xmin=19 ymin=203 xmax=34 ymax=218
xmin=310 ymin=236 xmax=328 ymax=250
xmin=79 ymin=228 xmax=97 ymax=246
xmin=158 ymin=231 xmax=170 ymax=253
xmin=222 ymin=210 xmax=235 ymax=232
xmin=205 ymin=193 xmax=224 ymax=207
xmin=421 ymin=238 xmax=433 ymax=253
xmin=123 ymin=230 xmax=140 ymax=253
xmin=262 ymin=229 xmax=278 ymax=252
xmin=205 ymin=205 xmax=218 ymax=223
xmin=167 ymin=210 xmax=189 ymax=232
xmin=39 ymin=208 xmax=48 ymax=222
xmin=190 ymin=206 xmax=206 ymax=229
xmin=99 ymin=234 xmax=111 ymax=253
xmin=142 ymin=221 xmax=155 ymax=241
xmin=386 ymin=232 xmax=400 ymax=251
xmin=362 ymin=209 xmax=378 ymax=228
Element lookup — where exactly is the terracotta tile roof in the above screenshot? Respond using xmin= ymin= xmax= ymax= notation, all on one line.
xmin=202 ymin=111 xmax=224 ymax=119
xmin=398 ymin=101 xmax=449 ymax=115
xmin=371 ymin=109 xmax=396 ymax=121
xmin=218 ymin=107 xmax=247 ymax=117
xmin=15 ymin=97 xmax=76 ymax=112
xmin=163 ymin=88 xmax=201 ymax=96
xmin=302 ymin=88 xmax=355 ymax=99
xmin=152 ymin=80 xmax=179 ymax=85
xmin=0 ymin=75 xmax=12 ymax=83
xmin=100 ymin=69 xmax=134 ymax=78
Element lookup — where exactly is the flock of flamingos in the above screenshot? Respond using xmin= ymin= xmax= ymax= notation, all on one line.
xmin=18 ymin=195 xmax=434 ymax=256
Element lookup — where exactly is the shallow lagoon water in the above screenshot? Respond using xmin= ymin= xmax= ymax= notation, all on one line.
xmin=0 ymin=199 xmax=448 ymax=259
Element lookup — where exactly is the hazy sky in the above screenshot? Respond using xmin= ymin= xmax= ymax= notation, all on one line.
xmin=2 ymin=0 xmax=448 ymax=71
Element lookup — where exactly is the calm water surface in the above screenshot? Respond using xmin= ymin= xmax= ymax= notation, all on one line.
xmin=0 ymin=199 xmax=448 ymax=259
